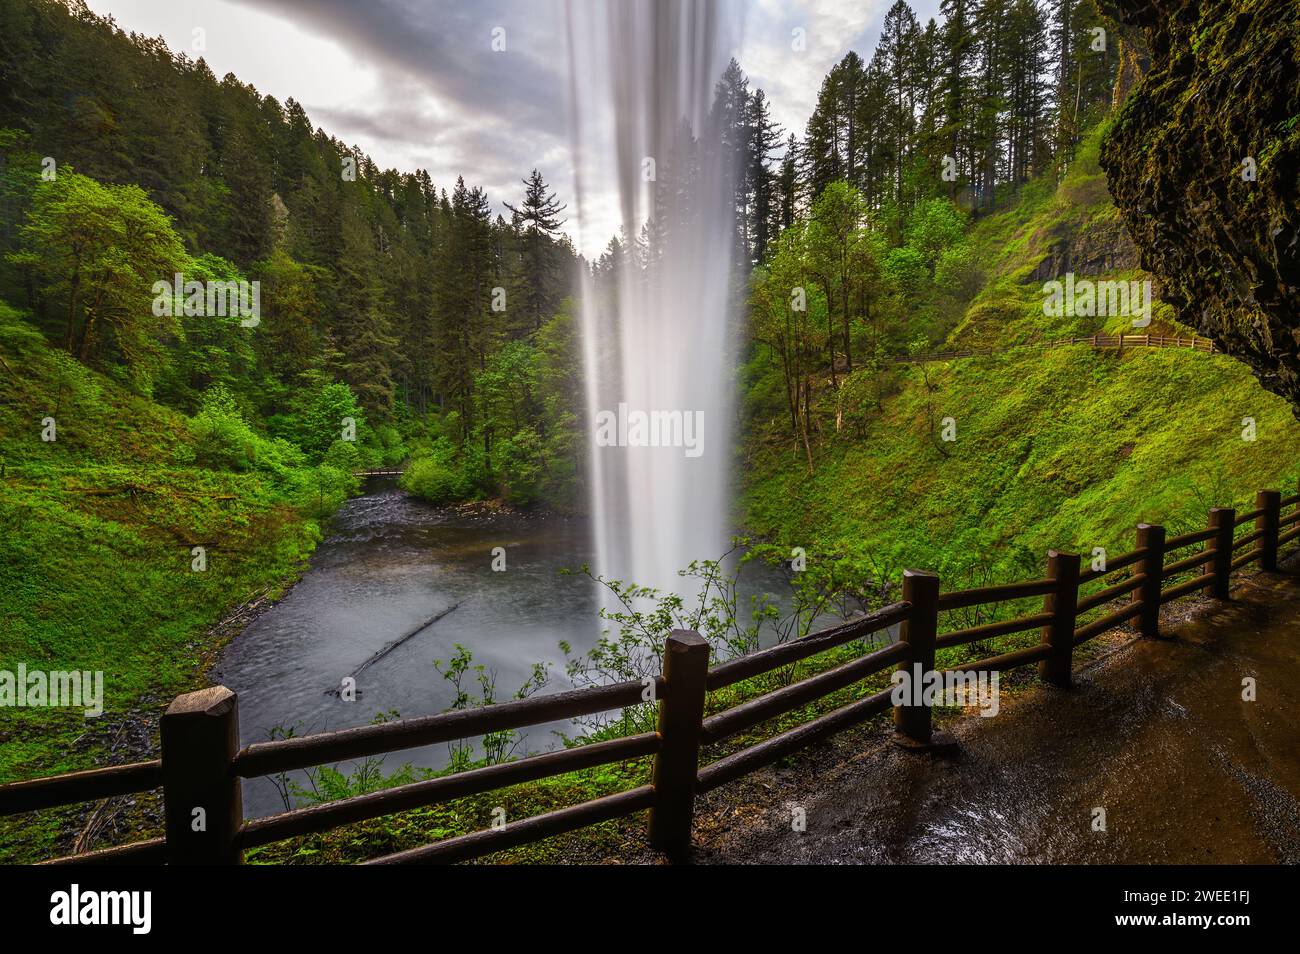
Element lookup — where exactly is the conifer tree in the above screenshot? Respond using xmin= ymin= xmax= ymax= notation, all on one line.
xmin=503 ymin=168 xmax=567 ymax=334
xmin=938 ymin=0 xmax=977 ymax=202
xmin=747 ymin=88 xmax=784 ymax=265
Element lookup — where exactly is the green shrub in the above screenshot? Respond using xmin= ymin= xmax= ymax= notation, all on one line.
xmin=288 ymin=382 xmax=367 ymax=462
xmin=302 ymin=464 xmax=358 ymax=517
xmin=400 ymin=439 xmax=473 ymax=504
xmin=188 ymin=385 xmax=259 ymax=470
xmin=935 ymin=243 xmax=982 ymax=299
xmin=499 ymin=428 xmax=544 ymax=507
xmin=372 ymin=423 xmax=407 ymax=467
xmin=906 ymin=197 xmax=968 ymax=270
xmin=883 ymin=245 xmax=928 ymax=298
xmin=322 ymin=439 xmax=361 ymax=474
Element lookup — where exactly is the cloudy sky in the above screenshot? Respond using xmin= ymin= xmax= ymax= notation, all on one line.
xmin=88 ymin=0 xmax=941 ymax=254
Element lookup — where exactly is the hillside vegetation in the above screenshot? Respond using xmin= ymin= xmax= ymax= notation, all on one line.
xmin=0 ymin=300 xmax=360 ymax=858
xmin=742 ymin=126 xmax=1300 ymax=585
xmin=2 ymin=0 xmax=1296 ymax=867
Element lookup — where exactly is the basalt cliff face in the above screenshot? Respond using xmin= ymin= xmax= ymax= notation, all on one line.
xmin=1100 ymin=0 xmax=1300 ymax=411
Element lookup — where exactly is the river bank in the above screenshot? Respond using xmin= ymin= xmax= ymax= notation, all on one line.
xmin=0 ymin=469 xmax=592 ymax=859
xmin=11 ymin=466 xmax=1242 ymax=865
xmin=213 ymin=478 xmax=598 ymax=817
xmin=3 ymin=470 xmax=878 ymax=862
xmin=0 ymin=582 xmax=296 ymax=861
xmin=0 ymin=465 xmax=327 ymax=862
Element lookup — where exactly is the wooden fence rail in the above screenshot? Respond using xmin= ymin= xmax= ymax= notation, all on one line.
xmin=880 ymin=333 xmax=1221 ymax=368
xmin=2 ymin=479 xmax=1297 ymax=865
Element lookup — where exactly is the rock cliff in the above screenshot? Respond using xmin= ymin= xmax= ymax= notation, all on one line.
xmin=1100 ymin=0 xmax=1300 ymax=410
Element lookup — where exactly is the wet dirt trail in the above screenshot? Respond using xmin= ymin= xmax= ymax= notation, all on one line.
xmin=692 ymin=568 xmax=1300 ymax=864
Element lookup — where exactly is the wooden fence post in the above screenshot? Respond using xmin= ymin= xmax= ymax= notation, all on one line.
xmin=648 ymin=629 xmax=709 ymax=861
xmin=894 ymin=569 xmax=941 ymax=747
xmin=1132 ymin=524 xmax=1165 ymax=637
xmin=1205 ymin=507 xmax=1235 ymax=599
xmin=1039 ymin=550 xmax=1080 ymax=687
xmin=161 ymin=686 xmax=242 ymax=864
xmin=1256 ymin=489 xmax=1282 ymax=572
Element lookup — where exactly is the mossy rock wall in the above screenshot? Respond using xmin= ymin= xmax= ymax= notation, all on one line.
xmin=1101 ymin=0 xmax=1300 ymax=411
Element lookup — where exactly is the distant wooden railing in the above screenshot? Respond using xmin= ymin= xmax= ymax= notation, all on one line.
xmin=880 ymin=333 xmax=1219 ymax=368
xmin=4 ymin=481 xmax=1299 ymax=865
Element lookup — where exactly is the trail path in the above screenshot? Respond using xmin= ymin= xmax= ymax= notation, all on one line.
xmin=850 ymin=333 xmax=1223 ymax=370
xmin=692 ymin=565 xmax=1300 ymax=864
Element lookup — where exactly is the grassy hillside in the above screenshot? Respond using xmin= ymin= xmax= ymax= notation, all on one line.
xmin=0 ymin=301 xmax=355 ymax=859
xmin=742 ymin=127 xmax=1300 ymax=583
xmin=5 ymin=118 xmax=1298 ymax=865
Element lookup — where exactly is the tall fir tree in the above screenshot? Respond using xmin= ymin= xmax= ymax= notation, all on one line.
xmin=503 ymin=168 xmax=567 ymax=335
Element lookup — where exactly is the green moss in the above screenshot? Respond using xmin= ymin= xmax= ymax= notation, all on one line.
xmin=0 ymin=303 xmax=331 ymax=862
xmin=743 ymin=124 xmax=1300 ymax=591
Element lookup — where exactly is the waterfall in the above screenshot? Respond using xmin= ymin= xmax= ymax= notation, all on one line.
xmin=565 ymin=0 xmax=745 ymax=602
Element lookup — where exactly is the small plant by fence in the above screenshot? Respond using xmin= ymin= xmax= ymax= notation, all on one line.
xmin=4 ymin=483 xmax=1298 ymax=865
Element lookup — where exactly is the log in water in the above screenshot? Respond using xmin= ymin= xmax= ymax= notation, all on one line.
xmin=212 ymin=479 xmax=597 ymax=818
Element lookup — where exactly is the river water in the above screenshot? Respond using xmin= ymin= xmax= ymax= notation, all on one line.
xmin=213 ymin=478 xmax=605 ymax=816
xmin=215 ymin=478 xmax=861 ymax=817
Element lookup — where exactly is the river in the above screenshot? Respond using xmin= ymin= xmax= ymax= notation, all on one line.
xmin=213 ymin=477 xmax=876 ymax=818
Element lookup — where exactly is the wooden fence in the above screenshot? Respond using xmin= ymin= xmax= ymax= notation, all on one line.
xmin=4 ymin=482 xmax=1298 ymax=865
xmin=884 ymin=333 xmax=1219 ymax=367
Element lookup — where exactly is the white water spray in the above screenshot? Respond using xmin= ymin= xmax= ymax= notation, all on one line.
xmin=565 ymin=0 xmax=744 ymax=601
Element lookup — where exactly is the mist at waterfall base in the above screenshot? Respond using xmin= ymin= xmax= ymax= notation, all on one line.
xmin=566 ymin=0 xmax=747 ymax=604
